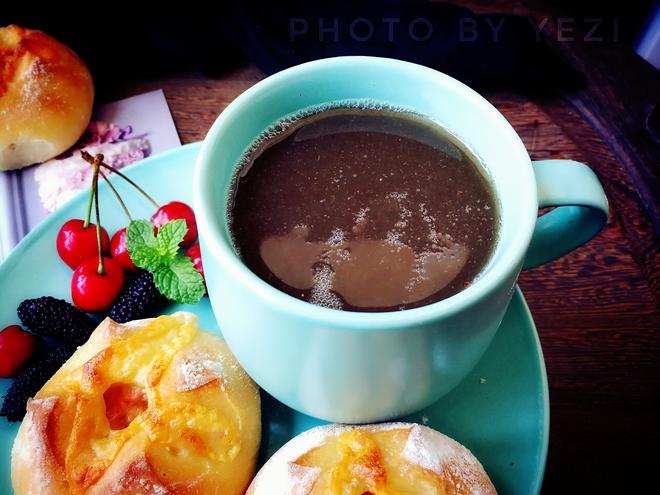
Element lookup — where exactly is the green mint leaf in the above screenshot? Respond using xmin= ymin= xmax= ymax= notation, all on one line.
xmin=127 ymin=219 xmax=157 ymax=248
xmin=153 ymin=255 xmax=205 ymax=304
xmin=126 ymin=220 xmax=160 ymax=270
xmin=156 ymin=219 xmax=188 ymax=261
xmin=126 ymin=218 xmax=202 ymax=305
xmin=128 ymin=246 xmax=162 ymax=271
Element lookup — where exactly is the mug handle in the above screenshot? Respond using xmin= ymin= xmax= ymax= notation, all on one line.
xmin=523 ymin=159 xmax=609 ymax=269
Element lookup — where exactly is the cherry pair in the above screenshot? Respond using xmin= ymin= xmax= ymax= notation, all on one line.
xmin=56 ymin=153 xmax=198 ymax=312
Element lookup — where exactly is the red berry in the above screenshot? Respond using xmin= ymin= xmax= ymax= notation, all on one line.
xmin=151 ymin=201 xmax=198 ymax=248
xmin=185 ymin=243 xmax=205 ymax=280
xmin=71 ymin=257 xmax=125 ymax=312
xmin=110 ymin=228 xmax=138 ymax=272
xmin=57 ymin=219 xmax=110 ymax=269
xmin=0 ymin=325 xmax=37 ymax=378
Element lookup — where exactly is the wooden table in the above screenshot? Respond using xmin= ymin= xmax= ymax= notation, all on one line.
xmin=98 ymin=11 xmax=659 ymax=492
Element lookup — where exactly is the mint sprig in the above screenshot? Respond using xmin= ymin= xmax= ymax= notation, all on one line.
xmin=126 ymin=219 xmax=205 ymax=304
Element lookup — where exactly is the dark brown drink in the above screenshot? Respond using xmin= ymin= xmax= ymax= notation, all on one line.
xmin=229 ymin=107 xmax=499 ymax=312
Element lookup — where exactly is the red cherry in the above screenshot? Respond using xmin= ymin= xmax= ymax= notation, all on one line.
xmin=71 ymin=257 xmax=125 ymax=312
xmin=151 ymin=201 xmax=198 ymax=247
xmin=57 ymin=219 xmax=110 ymax=269
xmin=185 ymin=243 xmax=205 ymax=280
xmin=0 ymin=325 xmax=37 ymax=378
xmin=110 ymin=228 xmax=138 ymax=272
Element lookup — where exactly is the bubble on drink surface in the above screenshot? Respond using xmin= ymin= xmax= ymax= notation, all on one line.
xmin=386 ymin=191 xmax=408 ymax=201
xmin=351 ymin=207 xmax=370 ymax=234
xmin=418 ymin=203 xmax=437 ymax=227
xmin=406 ymin=242 xmax=469 ymax=293
xmin=385 ymin=230 xmax=404 ymax=248
xmin=309 ymin=263 xmax=343 ymax=310
xmin=231 ymin=100 xmax=416 ymax=181
xmin=326 ymin=228 xmax=346 ymax=247
xmin=354 ymin=207 xmax=370 ymax=223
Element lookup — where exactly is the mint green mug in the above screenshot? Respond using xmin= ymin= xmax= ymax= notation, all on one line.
xmin=194 ymin=57 xmax=608 ymax=423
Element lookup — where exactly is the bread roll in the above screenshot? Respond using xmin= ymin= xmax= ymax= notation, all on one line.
xmin=248 ymin=422 xmax=497 ymax=494
xmin=11 ymin=312 xmax=261 ymax=495
xmin=0 ymin=24 xmax=94 ymax=170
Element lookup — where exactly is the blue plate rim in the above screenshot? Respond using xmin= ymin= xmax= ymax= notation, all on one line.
xmin=514 ymin=285 xmax=550 ymax=494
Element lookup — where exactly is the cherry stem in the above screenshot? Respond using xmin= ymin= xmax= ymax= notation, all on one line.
xmin=83 ymin=168 xmax=96 ymax=229
xmin=80 ymin=150 xmax=160 ymax=210
xmin=91 ymin=157 xmax=105 ymax=276
xmin=100 ymin=169 xmax=132 ymax=222
xmin=100 ymin=162 xmax=161 ymax=210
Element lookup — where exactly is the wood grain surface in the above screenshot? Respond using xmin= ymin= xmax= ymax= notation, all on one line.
xmin=98 ymin=24 xmax=659 ymax=493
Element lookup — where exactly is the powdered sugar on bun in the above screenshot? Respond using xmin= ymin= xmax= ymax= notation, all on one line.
xmin=176 ymin=354 xmax=225 ymax=392
xmin=0 ymin=25 xmax=94 ymax=170
xmin=11 ymin=397 xmax=69 ymax=495
xmin=88 ymin=455 xmax=169 ymax=495
xmin=402 ymin=424 xmax=496 ymax=494
xmin=247 ymin=423 xmax=496 ymax=495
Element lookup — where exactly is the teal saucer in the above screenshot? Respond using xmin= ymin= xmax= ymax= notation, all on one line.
xmin=0 ymin=143 xmax=548 ymax=494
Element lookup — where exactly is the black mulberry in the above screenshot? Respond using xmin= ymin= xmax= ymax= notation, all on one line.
xmin=109 ymin=271 xmax=168 ymax=323
xmin=17 ymin=296 xmax=97 ymax=346
xmin=0 ymin=346 xmax=74 ymax=422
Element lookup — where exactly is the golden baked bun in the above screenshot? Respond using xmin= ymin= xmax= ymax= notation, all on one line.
xmin=12 ymin=312 xmax=261 ymax=495
xmin=0 ymin=24 xmax=94 ymax=170
xmin=248 ymin=423 xmax=496 ymax=495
